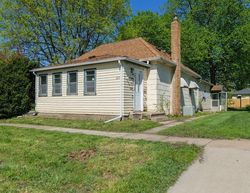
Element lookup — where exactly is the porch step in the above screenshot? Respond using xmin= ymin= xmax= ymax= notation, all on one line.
xmin=130 ymin=112 xmax=168 ymax=122
xmin=150 ymin=114 xmax=168 ymax=122
xmin=132 ymin=113 xmax=143 ymax=120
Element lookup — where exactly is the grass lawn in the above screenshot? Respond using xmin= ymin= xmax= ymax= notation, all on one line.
xmin=0 ymin=126 xmax=201 ymax=193
xmin=0 ymin=116 xmax=160 ymax=133
xmin=159 ymin=111 xmax=250 ymax=139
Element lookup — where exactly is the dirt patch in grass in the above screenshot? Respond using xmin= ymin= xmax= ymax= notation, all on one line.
xmin=68 ymin=149 xmax=97 ymax=162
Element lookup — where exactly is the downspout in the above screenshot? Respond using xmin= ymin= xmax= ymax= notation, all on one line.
xmin=105 ymin=60 xmax=123 ymax=123
xmin=32 ymin=71 xmax=38 ymax=114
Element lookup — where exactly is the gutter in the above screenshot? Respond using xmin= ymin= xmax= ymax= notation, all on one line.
xmin=141 ymin=56 xmax=202 ymax=79
xmin=32 ymin=71 xmax=38 ymax=112
xmin=105 ymin=60 xmax=124 ymax=123
xmin=199 ymin=79 xmax=214 ymax=86
xmin=140 ymin=56 xmax=177 ymax=67
xmin=181 ymin=65 xmax=202 ymax=79
xmin=30 ymin=57 xmax=150 ymax=73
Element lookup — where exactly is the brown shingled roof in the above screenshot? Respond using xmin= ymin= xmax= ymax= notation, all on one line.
xmin=67 ymin=37 xmax=202 ymax=78
xmin=76 ymin=37 xmax=171 ymax=62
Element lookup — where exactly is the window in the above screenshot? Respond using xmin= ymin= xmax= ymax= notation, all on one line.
xmin=39 ymin=74 xmax=47 ymax=96
xmin=52 ymin=73 xmax=62 ymax=96
xmin=67 ymin=71 xmax=78 ymax=95
xmin=84 ymin=69 xmax=96 ymax=95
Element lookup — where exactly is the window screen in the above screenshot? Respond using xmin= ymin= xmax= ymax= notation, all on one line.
xmin=39 ymin=74 xmax=47 ymax=96
xmin=67 ymin=71 xmax=78 ymax=95
xmin=52 ymin=73 xmax=62 ymax=96
xmin=84 ymin=69 xmax=96 ymax=95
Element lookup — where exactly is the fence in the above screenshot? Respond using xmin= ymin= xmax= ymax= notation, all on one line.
xmin=228 ymin=98 xmax=250 ymax=109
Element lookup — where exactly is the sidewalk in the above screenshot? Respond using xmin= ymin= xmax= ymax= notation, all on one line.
xmin=1 ymin=123 xmax=250 ymax=149
xmin=144 ymin=115 xmax=210 ymax=134
xmin=168 ymin=145 xmax=250 ymax=193
xmin=0 ymin=123 xmax=211 ymax=146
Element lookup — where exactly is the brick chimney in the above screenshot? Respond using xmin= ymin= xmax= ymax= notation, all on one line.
xmin=171 ymin=15 xmax=181 ymax=115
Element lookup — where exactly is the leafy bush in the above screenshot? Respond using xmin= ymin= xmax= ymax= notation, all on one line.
xmin=246 ymin=105 xmax=250 ymax=112
xmin=0 ymin=54 xmax=39 ymax=118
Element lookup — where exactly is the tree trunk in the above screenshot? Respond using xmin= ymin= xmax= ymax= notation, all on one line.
xmin=210 ymin=63 xmax=216 ymax=84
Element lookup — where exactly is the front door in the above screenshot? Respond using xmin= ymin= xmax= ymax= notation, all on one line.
xmin=134 ymin=69 xmax=143 ymax=111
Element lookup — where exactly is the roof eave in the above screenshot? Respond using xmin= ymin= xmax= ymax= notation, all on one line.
xmin=182 ymin=66 xmax=202 ymax=79
xmin=140 ymin=56 xmax=177 ymax=67
xmin=31 ymin=57 xmax=150 ymax=72
xmin=200 ymin=79 xmax=214 ymax=86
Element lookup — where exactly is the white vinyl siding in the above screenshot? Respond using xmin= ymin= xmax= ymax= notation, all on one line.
xmin=147 ymin=63 xmax=172 ymax=113
xmin=35 ymin=62 xmax=122 ymax=115
xmin=123 ymin=61 xmax=146 ymax=114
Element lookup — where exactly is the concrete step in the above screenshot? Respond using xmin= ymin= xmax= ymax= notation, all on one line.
xmin=25 ymin=111 xmax=38 ymax=116
xmin=130 ymin=113 xmax=143 ymax=120
xmin=151 ymin=115 xmax=168 ymax=122
xmin=130 ymin=112 xmax=168 ymax=122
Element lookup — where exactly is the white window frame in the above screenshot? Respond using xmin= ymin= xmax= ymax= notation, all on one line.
xmin=52 ymin=72 xmax=62 ymax=96
xmin=84 ymin=69 xmax=96 ymax=96
xmin=67 ymin=71 xmax=78 ymax=95
xmin=39 ymin=74 xmax=48 ymax=97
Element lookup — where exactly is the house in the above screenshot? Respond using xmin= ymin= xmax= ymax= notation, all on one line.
xmin=31 ymin=17 xmax=216 ymax=120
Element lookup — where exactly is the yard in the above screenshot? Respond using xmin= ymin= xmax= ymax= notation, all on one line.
xmin=0 ymin=116 xmax=160 ymax=133
xmin=0 ymin=126 xmax=200 ymax=193
xmin=159 ymin=111 xmax=250 ymax=139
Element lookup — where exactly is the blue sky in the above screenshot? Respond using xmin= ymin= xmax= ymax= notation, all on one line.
xmin=130 ymin=0 xmax=167 ymax=14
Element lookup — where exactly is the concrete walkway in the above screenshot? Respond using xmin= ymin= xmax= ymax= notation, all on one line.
xmin=1 ymin=123 xmax=250 ymax=193
xmin=144 ymin=115 xmax=210 ymax=134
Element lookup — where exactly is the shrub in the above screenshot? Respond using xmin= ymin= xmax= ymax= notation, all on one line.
xmin=246 ymin=105 xmax=250 ymax=112
xmin=0 ymin=54 xmax=39 ymax=118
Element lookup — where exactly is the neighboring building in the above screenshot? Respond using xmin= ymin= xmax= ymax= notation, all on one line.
xmin=31 ymin=17 xmax=219 ymax=120
xmin=211 ymin=85 xmax=227 ymax=111
xmin=229 ymin=88 xmax=250 ymax=109
xmin=232 ymin=88 xmax=250 ymax=99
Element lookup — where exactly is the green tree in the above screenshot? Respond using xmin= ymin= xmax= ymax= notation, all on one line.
xmin=165 ymin=0 xmax=250 ymax=89
xmin=0 ymin=0 xmax=130 ymax=65
xmin=0 ymin=54 xmax=39 ymax=118
xmin=117 ymin=11 xmax=171 ymax=52
xmin=118 ymin=0 xmax=250 ymax=90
